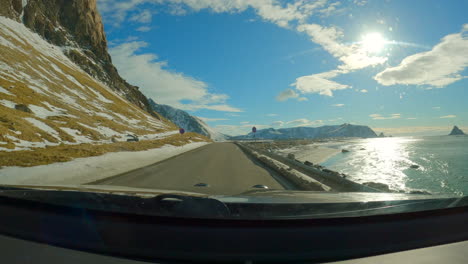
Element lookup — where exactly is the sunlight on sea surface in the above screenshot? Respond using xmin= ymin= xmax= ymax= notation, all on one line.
xmin=323 ymin=136 xmax=468 ymax=196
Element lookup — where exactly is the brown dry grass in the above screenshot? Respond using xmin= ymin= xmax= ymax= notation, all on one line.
xmin=0 ymin=23 xmax=176 ymax=149
xmin=0 ymin=132 xmax=210 ymax=167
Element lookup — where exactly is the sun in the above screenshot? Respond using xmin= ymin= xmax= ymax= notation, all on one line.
xmin=361 ymin=32 xmax=386 ymax=53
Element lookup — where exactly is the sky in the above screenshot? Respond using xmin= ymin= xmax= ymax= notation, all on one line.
xmin=96 ymin=0 xmax=468 ymax=136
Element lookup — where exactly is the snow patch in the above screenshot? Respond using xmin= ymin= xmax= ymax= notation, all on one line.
xmin=24 ymin=117 xmax=60 ymax=140
xmin=28 ymin=104 xmax=67 ymax=119
xmin=0 ymin=86 xmax=13 ymax=96
xmin=78 ymin=122 xmax=121 ymax=138
xmin=60 ymin=127 xmax=94 ymax=143
xmin=0 ymin=99 xmax=16 ymax=109
xmin=87 ymin=88 xmax=114 ymax=104
xmin=1 ymin=135 xmax=58 ymax=151
xmin=0 ymin=142 xmax=210 ymax=185
xmin=28 ymin=84 xmax=49 ymax=95
xmin=0 ymin=17 xmax=76 ymax=68
xmin=96 ymin=112 xmax=114 ymax=120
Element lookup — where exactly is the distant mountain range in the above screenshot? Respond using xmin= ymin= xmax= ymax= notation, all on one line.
xmin=147 ymin=101 xmax=380 ymax=141
xmin=149 ymin=100 xmax=227 ymax=141
xmin=231 ymin=124 xmax=378 ymax=140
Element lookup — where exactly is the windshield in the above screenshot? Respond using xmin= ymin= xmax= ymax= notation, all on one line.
xmin=0 ymin=0 xmax=467 ymax=219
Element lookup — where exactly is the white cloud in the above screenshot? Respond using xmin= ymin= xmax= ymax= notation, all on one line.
xmin=332 ymin=103 xmax=344 ymax=107
xmin=440 ymin=115 xmax=456 ymax=119
xmin=286 ymin=118 xmax=323 ymax=127
xmin=98 ymin=0 xmax=334 ymax=28
xmin=240 ymin=121 xmax=250 ymax=124
xmin=360 ymin=89 xmax=368 ymax=93
xmin=286 ymin=22 xmax=389 ymax=98
xmin=296 ymin=24 xmax=387 ymax=71
xmin=271 ymin=121 xmax=284 ymax=127
xmin=370 ymin=113 xmax=401 ymax=120
xmin=266 ymin=113 xmax=278 ymax=117
xmin=375 ymin=24 xmax=468 ymax=87
xmin=97 ymin=0 xmax=148 ymax=25
xmin=216 ymin=117 xmax=325 ymax=135
xmin=328 ymin=117 xmax=343 ymax=122
xmin=198 ymin=104 xmax=243 ymax=112
xmin=136 ymin=26 xmax=151 ymax=32
xmin=407 ymin=117 xmax=417 ymax=120
xmin=98 ymin=0 xmax=382 ymax=101
xmin=273 ymin=118 xmax=324 ymax=128
xmin=276 ymin=89 xmax=298 ymax=101
xmin=318 ymin=2 xmax=343 ymax=17
xmin=432 ymin=106 xmax=441 ymax=110
xmin=353 ymin=0 xmax=367 ymax=6
xmin=197 ymin=117 xmax=228 ymax=122
xmin=291 ymin=69 xmax=350 ymax=96
xmin=130 ymin=9 xmax=153 ymax=23
xmin=109 ymin=41 xmax=241 ymax=112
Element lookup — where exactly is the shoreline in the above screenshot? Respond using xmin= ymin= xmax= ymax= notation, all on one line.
xmin=238 ymin=138 xmax=358 ymax=166
xmin=276 ymin=144 xmax=342 ymax=165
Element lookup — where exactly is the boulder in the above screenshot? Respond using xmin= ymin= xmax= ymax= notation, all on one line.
xmin=15 ymin=104 xmax=32 ymax=113
xmin=287 ymin=153 xmax=295 ymax=160
xmin=126 ymin=134 xmax=139 ymax=142
xmin=304 ymin=161 xmax=313 ymax=166
xmin=410 ymin=164 xmax=420 ymax=169
xmin=341 ymin=149 xmax=350 ymax=153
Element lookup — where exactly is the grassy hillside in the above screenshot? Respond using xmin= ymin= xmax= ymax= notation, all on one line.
xmin=0 ymin=17 xmax=208 ymax=166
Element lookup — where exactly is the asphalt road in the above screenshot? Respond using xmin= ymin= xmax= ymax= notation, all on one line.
xmin=93 ymin=143 xmax=295 ymax=195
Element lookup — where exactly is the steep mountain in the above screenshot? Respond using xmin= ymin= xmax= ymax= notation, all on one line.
xmin=0 ymin=0 xmax=153 ymax=112
xmin=449 ymin=125 xmax=465 ymax=136
xmin=231 ymin=124 xmax=378 ymax=140
xmin=0 ymin=14 xmax=180 ymax=151
xmin=149 ymin=100 xmax=226 ymax=141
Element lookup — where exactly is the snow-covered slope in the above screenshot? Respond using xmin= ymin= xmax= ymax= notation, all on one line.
xmin=192 ymin=116 xmax=228 ymax=142
xmin=0 ymin=17 xmax=177 ymax=151
xmin=232 ymin=124 xmax=378 ymax=140
xmin=149 ymin=100 xmax=226 ymax=141
xmin=0 ymin=0 xmax=153 ymax=112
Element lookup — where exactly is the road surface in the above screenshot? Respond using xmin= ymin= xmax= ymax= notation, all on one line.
xmin=92 ymin=143 xmax=296 ymax=195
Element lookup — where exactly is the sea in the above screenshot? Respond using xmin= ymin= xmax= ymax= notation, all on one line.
xmin=321 ymin=136 xmax=468 ymax=196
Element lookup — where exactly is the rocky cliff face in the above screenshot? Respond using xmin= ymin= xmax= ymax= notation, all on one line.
xmin=232 ymin=124 xmax=378 ymax=140
xmin=449 ymin=125 xmax=465 ymax=136
xmin=149 ymin=100 xmax=226 ymax=141
xmin=0 ymin=0 xmax=153 ymax=113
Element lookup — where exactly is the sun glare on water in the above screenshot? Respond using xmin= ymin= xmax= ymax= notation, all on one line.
xmin=361 ymin=32 xmax=387 ymax=53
